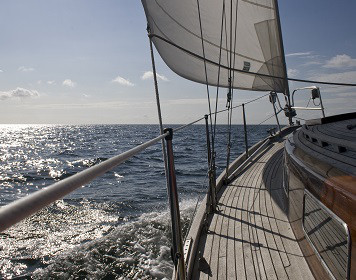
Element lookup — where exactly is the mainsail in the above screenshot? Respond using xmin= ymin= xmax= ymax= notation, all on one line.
xmin=141 ymin=0 xmax=287 ymax=93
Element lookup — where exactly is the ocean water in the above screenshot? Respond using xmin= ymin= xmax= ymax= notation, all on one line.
xmin=0 ymin=124 xmax=274 ymax=279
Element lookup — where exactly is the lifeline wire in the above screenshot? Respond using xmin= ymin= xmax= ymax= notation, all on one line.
xmin=170 ymin=93 xmax=270 ymax=135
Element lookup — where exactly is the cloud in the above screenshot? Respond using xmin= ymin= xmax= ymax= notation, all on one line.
xmin=112 ymin=75 xmax=134 ymax=86
xmin=141 ymin=71 xmax=168 ymax=81
xmin=323 ymin=54 xmax=356 ymax=69
xmin=287 ymin=69 xmax=299 ymax=78
xmin=310 ymin=70 xmax=356 ymax=85
xmin=47 ymin=80 xmax=56 ymax=85
xmin=18 ymin=66 xmax=35 ymax=72
xmin=63 ymin=79 xmax=76 ymax=88
xmin=0 ymin=87 xmax=39 ymax=100
xmin=302 ymin=61 xmax=323 ymax=67
xmin=285 ymin=52 xmax=312 ymax=57
xmin=0 ymin=69 xmax=3 ymax=73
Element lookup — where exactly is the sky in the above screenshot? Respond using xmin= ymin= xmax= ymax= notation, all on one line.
xmin=0 ymin=0 xmax=355 ymax=125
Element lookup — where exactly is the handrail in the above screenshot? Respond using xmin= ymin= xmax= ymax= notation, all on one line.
xmin=0 ymin=132 xmax=169 ymax=232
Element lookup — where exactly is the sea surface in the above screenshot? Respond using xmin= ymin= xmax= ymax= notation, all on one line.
xmin=0 ymin=124 xmax=274 ymax=279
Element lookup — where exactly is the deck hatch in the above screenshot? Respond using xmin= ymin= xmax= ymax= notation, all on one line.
xmin=302 ymin=190 xmax=350 ymax=280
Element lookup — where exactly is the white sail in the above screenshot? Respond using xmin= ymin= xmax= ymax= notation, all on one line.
xmin=141 ymin=0 xmax=287 ymax=93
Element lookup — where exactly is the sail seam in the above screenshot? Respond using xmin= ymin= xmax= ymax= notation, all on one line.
xmin=149 ymin=34 xmax=356 ymax=88
xmin=152 ymin=0 xmax=264 ymax=64
xmin=241 ymin=0 xmax=274 ymax=10
xmin=150 ymin=34 xmax=282 ymax=79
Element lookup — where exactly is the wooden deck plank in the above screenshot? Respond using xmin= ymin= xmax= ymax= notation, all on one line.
xmin=217 ymin=182 xmax=239 ymax=279
xmin=226 ymin=185 xmax=241 ymax=279
xmin=209 ymin=182 xmax=235 ymax=279
xmin=265 ymin=150 xmax=290 ymax=265
xmin=192 ymin=138 xmax=315 ymax=279
xmin=246 ymin=150 xmax=271 ymax=280
xmin=247 ymin=166 xmax=266 ymax=280
xmin=234 ymin=180 xmax=248 ymax=280
xmin=268 ymin=154 xmax=291 ymax=268
xmin=225 ymin=167 xmax=255 ymax=279
xmin=252 ymin=156 xmax=277 ymax=280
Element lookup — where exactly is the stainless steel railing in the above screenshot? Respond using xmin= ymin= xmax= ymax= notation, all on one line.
xmin=0 ymin=132 xmax=168 ymax=232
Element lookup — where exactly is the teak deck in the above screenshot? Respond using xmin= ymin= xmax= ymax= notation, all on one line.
xmin=192 ymin=138 xmax=315 ymax=279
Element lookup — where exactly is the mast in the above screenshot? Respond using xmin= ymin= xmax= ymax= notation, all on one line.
xmin=273 ymin=0 xmax=293 ymax=125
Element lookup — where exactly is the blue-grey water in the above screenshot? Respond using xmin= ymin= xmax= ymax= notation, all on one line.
xmin=0 ymin=124 xmax=274 ymax=279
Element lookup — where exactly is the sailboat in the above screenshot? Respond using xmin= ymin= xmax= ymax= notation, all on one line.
xmin=0 ymin=0 xmax=355 ymax=279
xmin=140 ymin=0 xmax=355 ymax=279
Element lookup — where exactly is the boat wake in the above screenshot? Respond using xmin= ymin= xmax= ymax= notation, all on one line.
xmin=0 ymin=198 xmax=198 ymax=279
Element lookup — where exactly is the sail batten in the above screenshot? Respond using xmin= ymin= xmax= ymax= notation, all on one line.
xmin=142 ymin=0 xmax=287 ymax=93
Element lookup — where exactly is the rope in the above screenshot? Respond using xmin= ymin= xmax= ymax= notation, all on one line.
xmin=148 ymin=34 xmax=356 ymax=88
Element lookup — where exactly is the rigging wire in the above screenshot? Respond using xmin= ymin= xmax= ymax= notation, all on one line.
xmin=196 ymin=0 xmax=214 ymax=138
xmin=174 ymin=116 xmax=205 ymax=133
xmin=212 ymin=0 xmax=227 ymax=166
xmin=275 ymin=93 xmax=284 ymax=111
xmin=258 ymin=109 xmax=283 ymax=125
xmin=196 ymin=0 xmax=221 ymax=211
xmin=147 ymin=29 xmax=170 ymax=202
xmin=306 ymin=97 xmax=312 ymax=108
xmin=243 ymin=93 xmax=270 ymax=106
xmin=225 ymin=0 xmax=240 ymax=178
xmin=213 ymin=93 xmax=269 ymax=117
xmin=172 ymin=93 xmax=270 ymax=135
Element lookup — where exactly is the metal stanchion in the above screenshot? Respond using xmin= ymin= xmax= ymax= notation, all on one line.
xmin=270 ymin=92 xmax=282 ymax=134
xmin=242 ymin=104 xmax=249 ymax=158
xmin=164 ymin=128 xmax=186 ymax=280
xmin=205 ymin=115 xmax=212 ymax=167
xmin=204 ymin=115 xmax=216 ymax=213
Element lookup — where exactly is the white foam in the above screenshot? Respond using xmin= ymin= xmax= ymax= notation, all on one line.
xmin=3 ymin=198 xmax=200 ymax=279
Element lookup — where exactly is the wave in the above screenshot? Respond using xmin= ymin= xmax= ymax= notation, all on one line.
xmin=0 ymin=199 xmax=198 ymax=279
